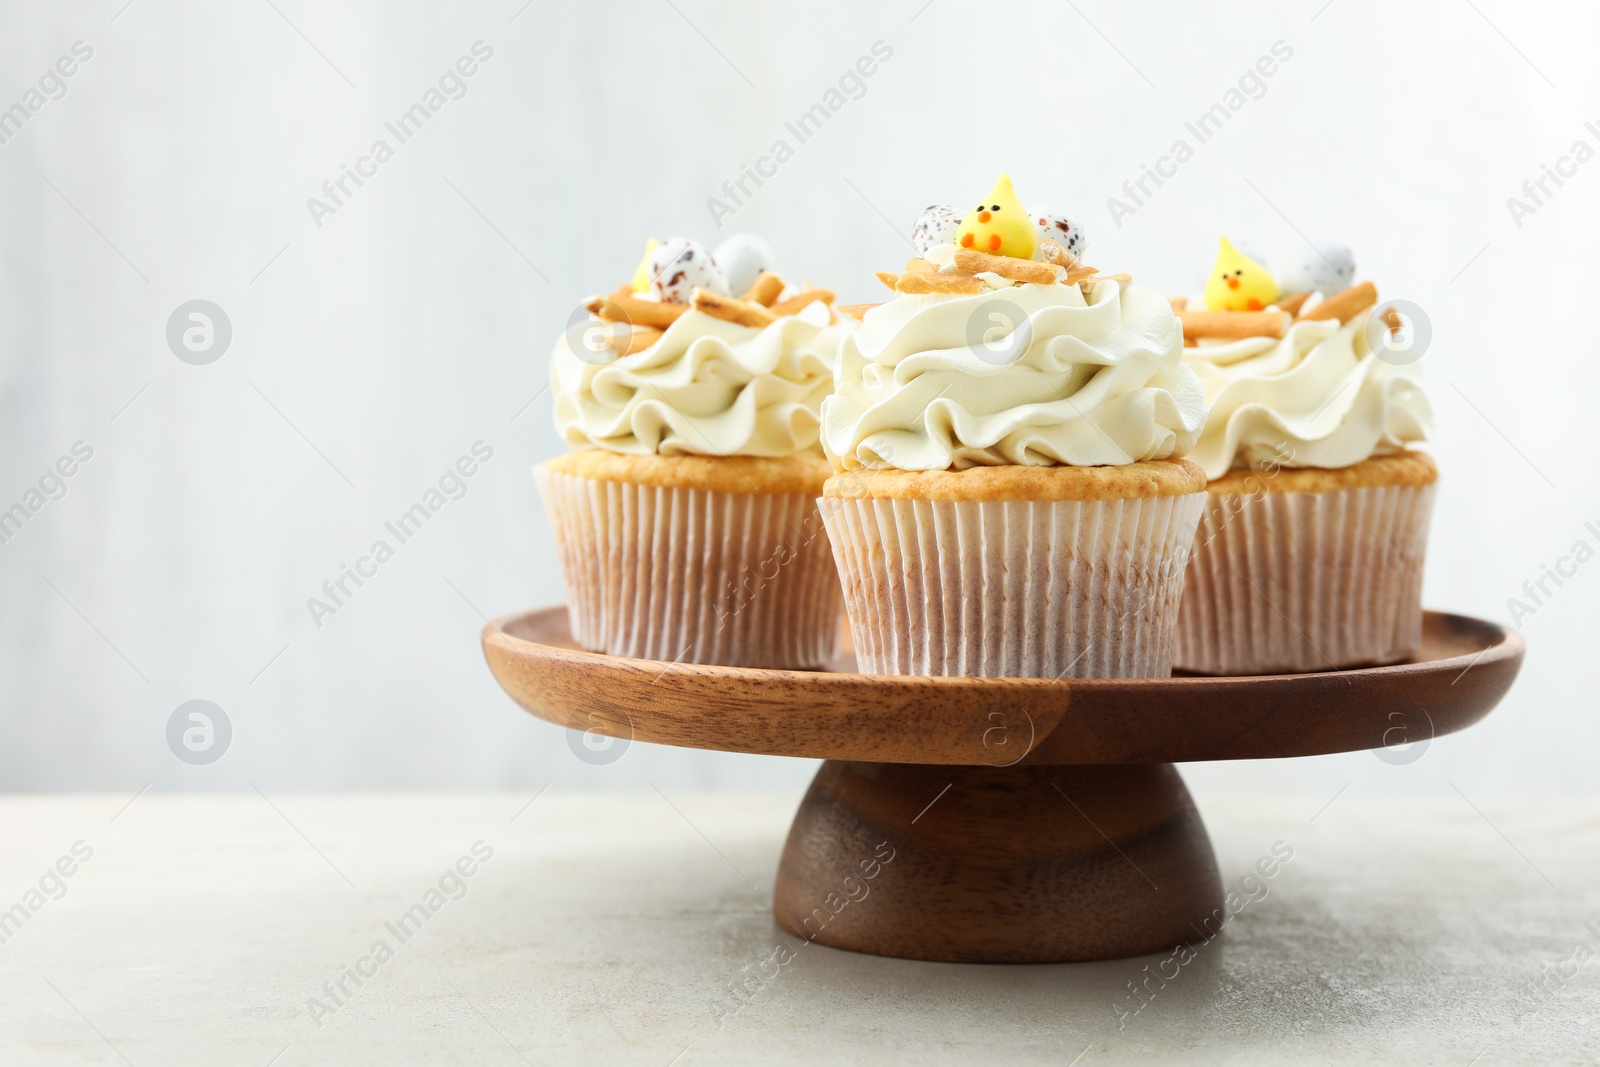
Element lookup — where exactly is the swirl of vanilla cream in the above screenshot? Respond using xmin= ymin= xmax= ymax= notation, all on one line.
xmin=552 ymin=309 xmax=839 ymax=456
xmin=1182 ymin=311 xmax=1433 ymax=479
xmin=822 ymin=280 xmax=1207 ymax=471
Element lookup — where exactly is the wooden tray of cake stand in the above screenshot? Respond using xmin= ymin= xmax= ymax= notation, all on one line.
xmin=482 ymin=608 xmax=1522 ymax=964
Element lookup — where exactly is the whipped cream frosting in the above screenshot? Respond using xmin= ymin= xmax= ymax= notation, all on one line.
xmin=822 ymin=280 xmax=1207 ymax=471
xmin=552 ymin=310 xmax=839 ymax=457
xmin=1183 ymin=310 xmax=1432 ymax=479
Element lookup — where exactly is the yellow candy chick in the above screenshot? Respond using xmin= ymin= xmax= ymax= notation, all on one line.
xmin=1205 ymin=237 xmax=1278 ymax=311
xmin=629 ymin=237 xmax=660 ymax=294
xmin=957 ymin=174 xmax=1036 ymax=259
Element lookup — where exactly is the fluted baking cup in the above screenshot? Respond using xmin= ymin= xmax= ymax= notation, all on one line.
xmin=537 ymin=467 xmax=840 ymax=668
xmin=1175 ymin=482 xmax=1436 ymax=675
xmin=819 ymin=494 xmax=1204 ymax=678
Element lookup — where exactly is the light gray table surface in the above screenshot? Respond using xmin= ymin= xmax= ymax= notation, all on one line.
xmin=1 ymin=791 xmax=1595 ymax=1065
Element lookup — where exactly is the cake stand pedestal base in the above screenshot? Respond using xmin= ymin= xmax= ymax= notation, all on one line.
xmin=485 ymin=607 xmax=1524 ymax=966
xmin=773 ymin=760 xmax=1224 ymax=963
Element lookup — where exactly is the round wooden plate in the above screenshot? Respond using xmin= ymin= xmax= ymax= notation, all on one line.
xmin=482 ymin=607 xmax=1522 ymax=963
xmin=482 ymin=608 xmax=1523 ymax=768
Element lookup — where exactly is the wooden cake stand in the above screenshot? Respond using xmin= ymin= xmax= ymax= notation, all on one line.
xmin=482 ymin=608 xmax=1522 ymax=964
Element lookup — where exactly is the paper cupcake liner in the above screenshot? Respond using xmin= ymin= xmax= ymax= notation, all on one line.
xmin=819 ymin=493 xmax=1205 ymax=679
xmin=536 ymin=468 xmax=841 ymax=668
xmin=1175 ymin=482 xmax=1437 ymax=675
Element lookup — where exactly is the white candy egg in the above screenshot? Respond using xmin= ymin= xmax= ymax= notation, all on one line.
xmin=1279 ymin=244 xmax=1356 ymax=297
xmin=911 ymin=204 xmax=962 ymax=257
xmin=648 ymin=237 xmax=728 ymax=304
xmin=711 ymin=234 xmax=773 ymax=298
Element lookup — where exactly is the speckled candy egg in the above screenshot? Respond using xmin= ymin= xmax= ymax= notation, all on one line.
xmin=648 ymin=238 xmax=728 ymax=304
xmin=711 ymin=234 xmax=773 ymax=298
xmin=1029 ymin=206 xmax=1087 ymax=260
xmin=911 ymin=205 xmax=962 ymax=257
xmin=1279 ymin=244 xmax=1356 ymax=297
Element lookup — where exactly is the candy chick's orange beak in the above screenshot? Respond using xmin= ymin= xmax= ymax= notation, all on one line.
xmin=978 ymin=210 xmax=992 ymax=223
xmin=1227 ymin=277 xmax=1241 ymax=290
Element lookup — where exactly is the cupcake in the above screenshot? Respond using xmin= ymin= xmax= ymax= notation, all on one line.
xmin=539 ymin=234 xmax=844 ymax=668
xmin=820 ymin=175 xmax=1209 ymax=679
xmin=1172 ymin=239 xmax=1435 ymax=675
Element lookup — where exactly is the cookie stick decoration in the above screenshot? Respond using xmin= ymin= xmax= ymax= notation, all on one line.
xmin=1204 ymin=237 xmax=1278 ymax=312
xmin=956 ymin=174 xmax=1037 ymax=259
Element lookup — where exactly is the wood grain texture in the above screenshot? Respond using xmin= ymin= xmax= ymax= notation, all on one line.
xmin=481 ymin=609 xmax=1523 ymax=766
xmin=773 ymin=761 xmax=1224 ymax=962
xmin=482 ymin=605 xmax=1522 ymax=964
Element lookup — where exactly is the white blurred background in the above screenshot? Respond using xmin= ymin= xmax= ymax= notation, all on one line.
xmin=0 ymin=0 xmax=1592 ymax=794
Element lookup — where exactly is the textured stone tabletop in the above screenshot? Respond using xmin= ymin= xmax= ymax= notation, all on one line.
xmin=1 ymin=791 xmax=1595 ymax=1064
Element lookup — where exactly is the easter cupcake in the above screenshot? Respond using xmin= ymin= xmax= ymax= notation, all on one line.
xmin=539 ymin=235 xmax=844 ymax=668
xmin=821 ymin=175 xmax=1209 ymax=679
xmin=1172 ymin=241 xmax=1435 ymax=675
